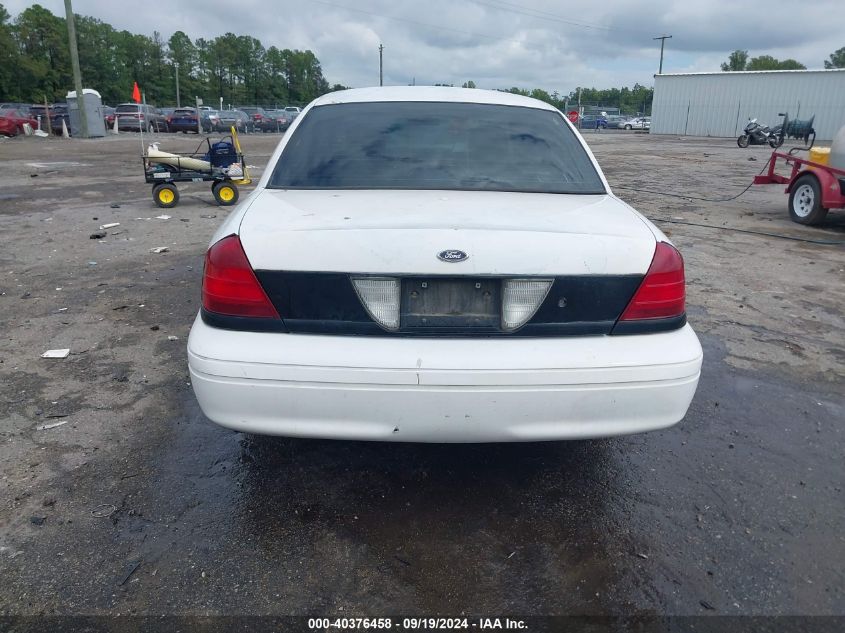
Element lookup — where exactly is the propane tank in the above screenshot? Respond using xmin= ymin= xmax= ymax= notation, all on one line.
xmin=830 ymin=124 xmax=845 ymax=171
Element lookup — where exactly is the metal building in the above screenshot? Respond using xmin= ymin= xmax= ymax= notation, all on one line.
xmin=651 ymin=69 xmax=845 ymax=140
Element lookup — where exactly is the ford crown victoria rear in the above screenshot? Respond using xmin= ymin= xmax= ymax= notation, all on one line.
xmin=188 ymin=87 xmax=702 ymax=442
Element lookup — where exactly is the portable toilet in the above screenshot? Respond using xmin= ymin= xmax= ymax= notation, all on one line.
xmin=66 ymin=88 xmax=106 ymax=137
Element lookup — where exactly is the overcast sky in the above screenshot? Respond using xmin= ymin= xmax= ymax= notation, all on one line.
xmin=5 ymin=0 xmax=845 ymax=93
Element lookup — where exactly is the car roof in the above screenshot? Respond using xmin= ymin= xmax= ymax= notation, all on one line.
xmin=311 ymin=86 xmax=559 ymax=112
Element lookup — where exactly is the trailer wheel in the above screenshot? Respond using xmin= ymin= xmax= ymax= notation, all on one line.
xmin=788 ymin=174 xmax=828 ymax=225
xmin=737 ymin=135 xmax=750 ymax=148
xmin=212 ymin=181 xmax=239 ymax=206
xmin=152 ymin=183 xmax=179 ymax=208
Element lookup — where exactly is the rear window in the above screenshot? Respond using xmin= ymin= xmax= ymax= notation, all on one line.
xmin=268 ymin=102 xmax=605 ymax=194
xmin=173 ymin=109 xmax=196 ymax=115
xmin=116 ymin=105 xmax=140 ymax=113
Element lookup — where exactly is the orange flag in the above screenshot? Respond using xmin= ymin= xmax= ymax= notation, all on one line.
xmin=132 ymin=82 xmax=141 ymax=104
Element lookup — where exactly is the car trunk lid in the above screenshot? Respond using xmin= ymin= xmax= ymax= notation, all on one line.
xmin=239 ymin=189 xmax=656 ymax=276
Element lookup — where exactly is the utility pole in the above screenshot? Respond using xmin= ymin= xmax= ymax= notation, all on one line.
xmin=63 ymin=0 xmax=88 ymax=138
xmin=175 ymin=62 xmax=181 ymax=108
xmin=653 ymin=34 xmax=672 ymax=74
xmin=379 ymin=43 xmax=384 ymax=86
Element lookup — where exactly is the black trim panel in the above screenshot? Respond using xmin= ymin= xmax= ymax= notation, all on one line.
xmin=201 ymin=311 xmax=619 ymax=337
xmin=201 ymin=308 xmax=288 ymax=333
xmin=610 ymin=313 xmax=687 ymax=336
xmin=202 ymin=272 xmax=687 ymax=337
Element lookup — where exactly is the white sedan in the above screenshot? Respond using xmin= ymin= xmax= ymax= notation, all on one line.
xmin=188 ymin=87 xmax=702 ymax=442
xmin=623 ymin=117 xmax=651 ymax=130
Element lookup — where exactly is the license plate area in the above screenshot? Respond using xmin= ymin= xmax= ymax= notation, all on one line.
xmin=400 ymin=278 xmax=501 ymax=331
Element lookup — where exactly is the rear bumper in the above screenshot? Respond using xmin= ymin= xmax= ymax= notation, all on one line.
xmin=187 ymin=315 xmax=703 ymax=442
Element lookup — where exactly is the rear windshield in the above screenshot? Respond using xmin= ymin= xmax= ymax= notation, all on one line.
xmin=268 ymin=102 xmax=605 ymax=194
xmin=173 ymin=109 xmax=196 ymax=115
xmin=116 ymin=105 xmax=140 ymax=113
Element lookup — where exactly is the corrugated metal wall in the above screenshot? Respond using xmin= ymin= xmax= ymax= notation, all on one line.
xmin=651 ymin=70 xmax=845 ymax=140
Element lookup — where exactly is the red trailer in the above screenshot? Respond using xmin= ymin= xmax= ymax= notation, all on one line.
xmin=754 ymin=151 xmax=845 ymax=225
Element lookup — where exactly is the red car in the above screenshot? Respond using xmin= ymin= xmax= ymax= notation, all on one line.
xmin=0 ymin=109 xmax=38 ymax=136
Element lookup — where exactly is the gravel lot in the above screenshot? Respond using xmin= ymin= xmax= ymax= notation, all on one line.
xmin=0 ymin=130 xmax=842 ymax=618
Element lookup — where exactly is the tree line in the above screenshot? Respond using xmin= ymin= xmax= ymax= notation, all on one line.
xmin=508 ymin=85 xmax=654 ymax=115
xmin=448 ymin=82 xmax=654 ymax=115
xmin=721 ymin=47 xmax=845 ymax=71
xmin=0 ymin=3 xmax=345 ymax=106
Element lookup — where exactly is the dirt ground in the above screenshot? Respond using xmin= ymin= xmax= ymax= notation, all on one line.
xmin=0 ymin=129 xmax=842 ymax=619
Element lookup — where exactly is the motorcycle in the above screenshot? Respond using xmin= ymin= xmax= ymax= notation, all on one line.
xmin=737 ymin=118 xmax=784 ymax=148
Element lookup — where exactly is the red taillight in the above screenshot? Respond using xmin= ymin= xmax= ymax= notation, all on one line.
xmin=619 ymin=242 xmax=685 ymax=321
xmin=202 ymin=235 xmax=279 ymax=318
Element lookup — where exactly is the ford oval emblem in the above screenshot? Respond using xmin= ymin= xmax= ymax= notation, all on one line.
xmin=437 ymin=249 xmax=469 ymax=263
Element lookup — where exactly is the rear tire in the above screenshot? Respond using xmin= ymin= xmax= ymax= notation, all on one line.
xmin=769 ymin=136 xmax=784 ymax=148
xmin=737 ymin=135 xmax=750 ymax=148
xmin=624 ymin=124 xmax=632 ymax=130
xmin=212 ymin=181 xmax=239 ymax=206
xmin=152 ymin=183 xmax=179 ymax=209
xmin=788 ymin=174 xmax=827 ymax=225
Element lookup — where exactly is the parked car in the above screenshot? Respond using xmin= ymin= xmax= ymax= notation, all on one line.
xmin=27 ymin=104 xmax=69 ymax=134
xmin=214 ymin=109 xmax=250 ymax=132
xmin=238 ymin=106 xmax=273 ymax=131
xmin=50 ymin=103 xmax=70 ymax=132
xmin=284 ymin=106 xmax=302 ymax=120
xmin=102 ymin=105 xmax=116 ymax=129
xmin=579 ymin=115 xmax=607 ymax=130
xmin=187 ymin=87 xmax=702 ymax=442
xmin=605 ymin=115 xmax=629 ymax=129
xmin=200 ymin=109 xmax=221 ymax=132
xmin=115 ymin=103 xmax=169 ymax=132
xmin=0 ymin=115 xmax=18 ymax=137
xmin=0 ymin=108 xmax=38 ymax=136
xmin=264 ymin=109 xmax=293 ymax=131
xmin=623 ymin=117 xmax=651 ymax=130
xmin=167 ymin=107 xmax=202 ymax=133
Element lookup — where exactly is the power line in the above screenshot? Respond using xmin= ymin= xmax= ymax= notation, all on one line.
xmin=308 ymin=0 xmax=531 ymax=47
xmin=468 ymin=0 xmax=653 ymax=36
